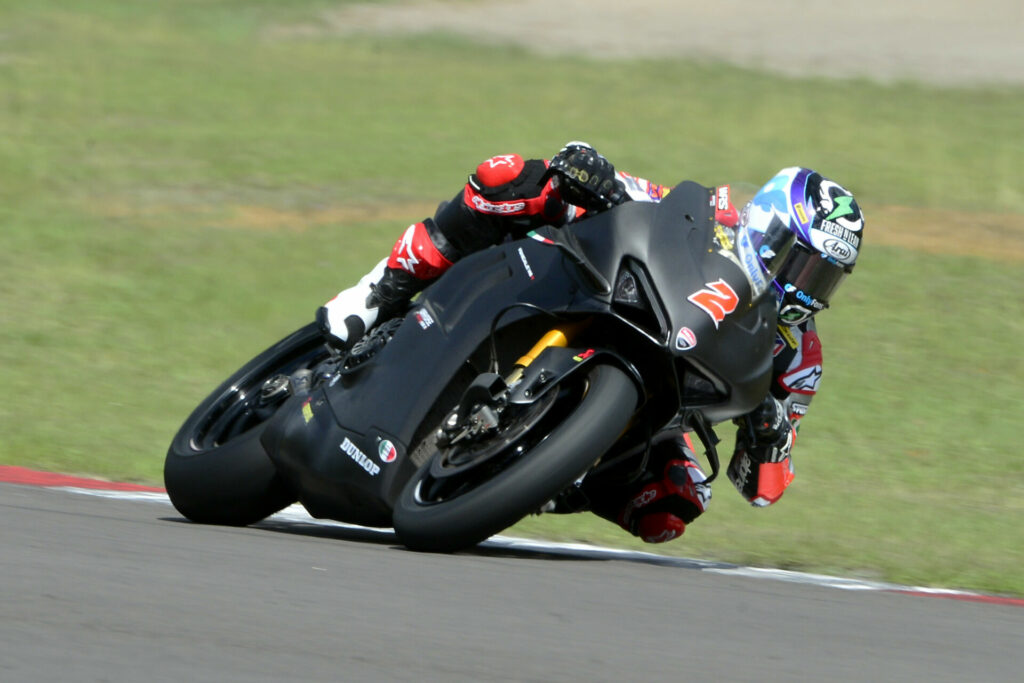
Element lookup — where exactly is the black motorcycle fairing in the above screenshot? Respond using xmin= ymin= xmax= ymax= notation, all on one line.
xmin=262 ymin=180 xmax=778 ymax=526
xmin=263 ymin=239 xmax=597 ymax=524
xmin=326 ymin=240 xmax=590 ymax=443
xmin=566 ymin=181 xmax=777 ymax=422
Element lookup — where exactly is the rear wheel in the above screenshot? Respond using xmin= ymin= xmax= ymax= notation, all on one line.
xmin=393 ymin=364 xmax=638 ymax=552
xmin=164 ymin=323 xmax=330 ymax=525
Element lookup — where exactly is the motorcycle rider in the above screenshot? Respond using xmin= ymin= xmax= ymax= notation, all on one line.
xmin=318 ymin=143 xmax=864 ymax=544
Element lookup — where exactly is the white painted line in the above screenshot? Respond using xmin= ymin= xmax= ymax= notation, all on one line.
xmin=46 ymin=484 xmax=1013 ymax=603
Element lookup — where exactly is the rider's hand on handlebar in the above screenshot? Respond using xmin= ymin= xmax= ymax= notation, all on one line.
xmin=547 ymin=141 xmax=626 ymax=212
xmin=735 ymin=396 xmax=795 ymax=463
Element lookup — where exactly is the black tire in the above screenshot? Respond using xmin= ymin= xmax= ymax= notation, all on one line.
xmin=393 ymin=364 xmax=638 ymax=552
xmin=164 ymin=323 xmax=328 ymax=526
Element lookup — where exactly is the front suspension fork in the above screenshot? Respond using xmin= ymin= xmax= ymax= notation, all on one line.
xmin=439 ymin=322 xmax=590 ymax=447
xmin=505 ymin=321 xmax=589 ymax=387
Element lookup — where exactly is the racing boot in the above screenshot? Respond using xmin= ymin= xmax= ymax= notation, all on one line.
xmin=585 ymin=435 xmax=711 ymax=544
xmin=316 ymin=257 xmax=423 ymax=350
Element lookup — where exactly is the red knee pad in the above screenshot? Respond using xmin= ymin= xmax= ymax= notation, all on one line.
xmin=636 ymin=512 xmax=687 ymax=544
xmin=387 ymin=221 xmax=453 ymax=280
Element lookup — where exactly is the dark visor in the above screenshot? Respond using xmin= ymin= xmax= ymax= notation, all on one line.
xmin=748 ymin=216 xmax=796 ymax=281
xmin=775 ymin=243 xmax=849 ymax=306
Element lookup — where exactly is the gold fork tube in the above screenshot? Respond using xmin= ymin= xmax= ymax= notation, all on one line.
xmin=505 ymin=322 xmax=587 ymax=385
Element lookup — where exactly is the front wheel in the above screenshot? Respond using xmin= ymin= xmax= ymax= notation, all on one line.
xmin=393 ymin=364 xmax=638 ymax=552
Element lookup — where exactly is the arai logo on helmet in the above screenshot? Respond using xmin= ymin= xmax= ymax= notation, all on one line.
xmin=822 ymin=238 xmax=853 ymax=262
xmin=810 ymin=222 xmax=859 ymax=267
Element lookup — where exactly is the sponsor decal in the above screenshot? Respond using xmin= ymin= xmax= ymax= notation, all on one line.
xmin=573 ymin=348 xmax=596 ymax=362
xmin=784 ymin=283 xmax=825 ymax=311
xmin=527 ymin=230 xmax=555 ymax=245
xmin=716 ymin=185 xmax=730 ymax=211
xmin=713 ymin=224 xmax=734 ymax=251
xmin=715 ymin=185 xmax=738 ymax=226
xmin=789 ymin=402 xmax=809 ymax=430
xmin=341 ymin=437 xmax=380 ymax=476
xmin=735 ymin=227 xmax=768 ymax=294
xmin=781 ymin=365 xmax=823 ymax=393
xmin=814 ymin=179 xmax=863 ymax=231
xmin=822 ymin=237 xmax=853 ymax=262
xmin=471 ymin=195 xmax=526 ymax=215
xmin=378 ymin=439 xmax=397 ymax=464
xmin=484 ymin=154 xmax=518 ymax=169
xmin=646 ymin=182 xmax=669 ymax=201
xmin=675 ymin=326 xmax=697 ymax=351
xmin=730 ymin=452 xmax=753 ymax=491
xmin=794 ymin=201 xmax=808 ymax=225
xmin=687 ymin=279 xmax=739 ymax=328
xmin=415 ymin=308 xmax=435 ymax=330
xmin=517 ymin=247 xmax=535 ymax=280
xmin=632 ymin=487 xmax=658 ymax=508
xmin=823 ymin=194 xmax=856 ymax=219
xmin=778 ymin=330 xmax=823 ymax=394
xmin=301 ymin=397 xmax=314 ymax=424
xmin=778 ymin=325 xmax=799 ymax=350
xmin=817 ymin=219 xmax=861 ymax=248
xmin=393 ymin=224 xmax=420 ymax=274
xmin=824 ymin=193 xmax=856 ymax=221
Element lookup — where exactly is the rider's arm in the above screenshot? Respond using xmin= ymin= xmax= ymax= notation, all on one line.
xmin=320 ymin=143 xmax=654 ymax=346
xmin=319 ymin=150 xmax=571 ymax=346
xmin=726 ymin=321 xmax=822 ymax=506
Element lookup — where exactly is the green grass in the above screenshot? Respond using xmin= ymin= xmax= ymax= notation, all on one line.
xmin=2 ymin=1 xmax=1022 ymax=596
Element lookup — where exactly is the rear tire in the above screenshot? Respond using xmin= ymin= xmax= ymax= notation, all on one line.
xmin=393 ymin=364 xmax=637 ymax=552
xmin=164 ymin=323 xmax=328 ymax=526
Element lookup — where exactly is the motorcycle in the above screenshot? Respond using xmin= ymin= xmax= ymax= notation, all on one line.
xmin=164 ymin=181 xmax=785 ymax=552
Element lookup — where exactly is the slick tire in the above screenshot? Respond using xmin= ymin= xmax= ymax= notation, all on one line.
xmin=164 ymin=324 xmax=325 ymax=526
xmin=164 ymin=427 xmax=293 ymax=526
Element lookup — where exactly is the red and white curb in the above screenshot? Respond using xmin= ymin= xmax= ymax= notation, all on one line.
xmin=3 ymin=466 xmax=1021 ymax=607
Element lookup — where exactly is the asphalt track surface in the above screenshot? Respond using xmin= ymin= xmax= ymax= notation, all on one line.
xmin=4 ymin=482 xmax=1022 ymax=682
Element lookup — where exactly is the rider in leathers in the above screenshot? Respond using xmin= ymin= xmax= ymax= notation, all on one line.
xmin=318 ymin=143 xmax=864 ymax=543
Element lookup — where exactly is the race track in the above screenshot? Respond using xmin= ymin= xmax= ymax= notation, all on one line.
xmin=3 ymin=482 xmax=1022 ymax=682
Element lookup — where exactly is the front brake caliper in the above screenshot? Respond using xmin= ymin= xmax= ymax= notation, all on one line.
xmin=437 ymin=373 xmax=509 ymax=447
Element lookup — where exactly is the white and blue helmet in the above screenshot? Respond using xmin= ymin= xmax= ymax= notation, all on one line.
xmin=741 ymin=167 xmax=864 ymax=325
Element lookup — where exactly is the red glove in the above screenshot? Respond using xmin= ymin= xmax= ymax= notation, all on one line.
xmin=729 ymin=396 xmax=797 ymax=506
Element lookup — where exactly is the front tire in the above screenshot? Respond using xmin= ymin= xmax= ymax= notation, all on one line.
xmin=164 ymin=323 xmax=328 ymax=526
xmin=393 ymin=364 xmax=638 ymax=552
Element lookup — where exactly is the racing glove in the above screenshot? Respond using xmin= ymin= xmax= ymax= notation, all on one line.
xmin=546 ymin=141 xmax=626 ymax=212
xmin=728 ymin=396 xmax=796 ymax=506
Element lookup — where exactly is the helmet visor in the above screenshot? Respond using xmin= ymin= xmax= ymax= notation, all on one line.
xmin=753 ymin=216 xmax=796 ymax=281
xmin=777 ymin=243 xmax=849 ymax=309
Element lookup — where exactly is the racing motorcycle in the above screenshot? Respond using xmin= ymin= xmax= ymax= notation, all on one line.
xmin=164 ymin=181 xmax=786 ymax=552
